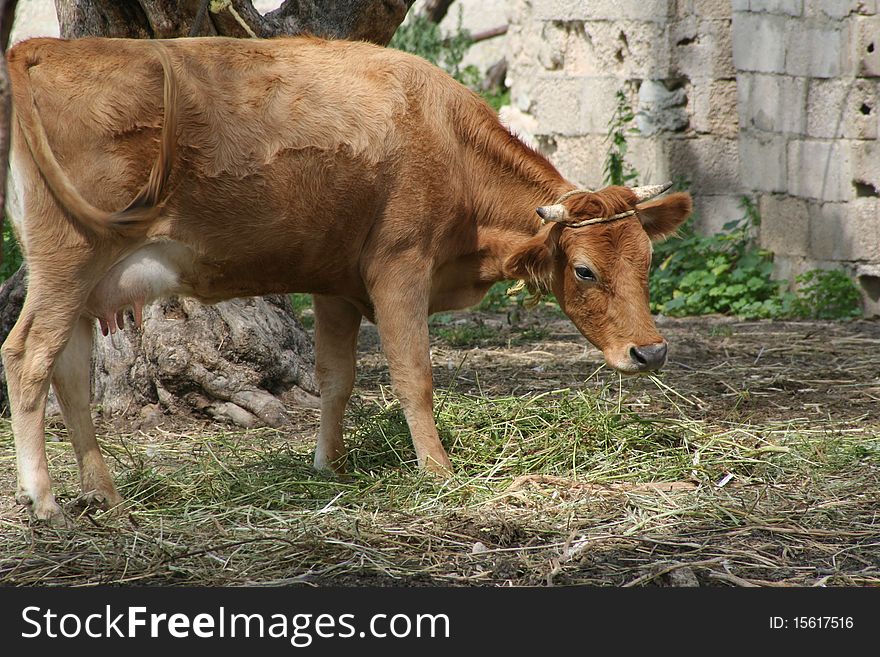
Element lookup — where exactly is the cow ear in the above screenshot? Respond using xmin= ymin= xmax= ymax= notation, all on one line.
xmin=637 ymin=192 xmax=692 ymax=241
xmin=503 ymin=225 xmax=558 ymax=289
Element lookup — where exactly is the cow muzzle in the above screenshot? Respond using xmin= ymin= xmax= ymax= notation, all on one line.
xmin=608 ymin=341 xmax=668 ymax=374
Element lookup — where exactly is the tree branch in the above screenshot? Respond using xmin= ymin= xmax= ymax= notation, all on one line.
xmin=422 ymin=0 xmax=455 ymax=24
xmin=258 ymin=0 xmax=416 ymax=45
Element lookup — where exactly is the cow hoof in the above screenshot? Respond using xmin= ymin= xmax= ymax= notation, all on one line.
xmin=16 ymin=492 xmax=70 ymax=527
xmin=70 ymin=489 xmax=123 ymax=514
xmin=421 ymin=454 xmax=454 ymax=476
xmin=313 ymin=451 xmax=347 ymax=475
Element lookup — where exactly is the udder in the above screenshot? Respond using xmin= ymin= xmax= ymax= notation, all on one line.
xmin=86 ymin=242 xmax=194 ymax=336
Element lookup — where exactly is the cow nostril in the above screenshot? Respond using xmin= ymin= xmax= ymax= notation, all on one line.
xmin=630 ymin=346 xmax=648 ymax=367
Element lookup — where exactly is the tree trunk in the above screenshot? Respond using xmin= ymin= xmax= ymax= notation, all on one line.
xmin=0 ymin=264 xmax=25 ymax=414
xmin=0 ymin=0 xmax=18 ymax=415
xmin=55 ymin=0 xmax=415 ymax=42
xmin=0 ymin=0 xmax=415 ymax=423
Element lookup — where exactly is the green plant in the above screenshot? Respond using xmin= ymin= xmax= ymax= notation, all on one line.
xmin=482 ymin=87 xmax=511 ymax=113
xmin=650 ymin=198 xmax=793 ymax=319
xmin=598 ymin=91 xmax=790 ymax=319
xmin=390 ymin=11 xmax=478 ymax=87
xmin=603 ymin=90 xmax=639 ymax=187
xmin=650 ymin=197 xmax=863 ymax=320
xmin=790 ymin=269 xmax=862 ymax=320
xmin=290 ymin=293 xmax=314 ymax=329
xmin=434 ymin=322 xmax=497 ymax=347
xmin=1 ymin=219 xmax=23 ymax=282
xmin=389 ymin=13 xmax=445 ymax=66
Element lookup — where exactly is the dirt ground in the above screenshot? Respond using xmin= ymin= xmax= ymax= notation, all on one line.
xmin=1 ymin=309 xmax=878 ymax=587
xmin=430 ymin=311 xmax=880 ymax=422
xmin=248 ymin=309 xmax=880 ymax=455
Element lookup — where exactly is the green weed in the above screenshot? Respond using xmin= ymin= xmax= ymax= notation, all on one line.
xmin=1 ymin=220 xmax=22 ymax=282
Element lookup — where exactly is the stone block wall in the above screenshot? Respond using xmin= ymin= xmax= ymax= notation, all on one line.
xmin=505 ymin=0 xmax=742 ymax=234
xmin=505 ymin=0 xmax=880 ymax=314
xmin=9 ymin=0 xmax=880 ymax=313
xmin=733 ymin=1 xmax=880 ymax=314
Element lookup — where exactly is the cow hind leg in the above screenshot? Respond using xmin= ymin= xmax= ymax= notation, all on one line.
xmin=312 ymin=295 xmax=361 ymax=473
xmin=51 ymin=315 xmax=121 ymax=511
xmin=2 ymin=275 xmax=94 ymax=524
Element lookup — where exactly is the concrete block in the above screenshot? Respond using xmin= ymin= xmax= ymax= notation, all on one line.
xmin=732 ymin=13 xmax=787 ymax=73
xmin=581 ymin=21 xmax=672 ymax=78
xmin=806 ymin=78 xmax=878 ymax=140
xmin=672 ymin=17 xmax=736 ymax=79
xmin=731 ymin=0 xmax=750 ymax=10
xmin=511 ymin=84 xmax=533 ymax=113
xmin=770 ymin=255 xmax=843 ymax=289
xmin=738 ymin=73 xmax=807 ymax=135
xmin=665 ymin=137 xmax=741 ymax=194
xmin=693 ymin=0 xmax=732 ymax=19
xmin=532 ymin=20 xmax=671 ymax=78
xmin=541 ymin=133 xmax=678 ymax=192
xmin=852 ymin=16 xmax=880 ymax=77
xmin=750 ymin=0 xmax=804 ymax=15
xmin=809 ymin=199 xmax=880 ymax=261
xmin=693 ymin=79 xmax=740 ymax=139
xmin=856 ymin=263 xmax=880 ymax=317
xmin=546 ymin=20 xmax=589 ymax=75
xmin=675 ymin=0 xmax=696 ymax=17
xmin=850 ymin=199 xmax=880 ymax=261
xmin=693 ymin=194 xmax=750 ymax=234
xmin=784 ymin=22 xmax=850 ymax=78
xmin=788 ymin=140 xmax=855 ymax=202
xmin=533 ymin=0 xmax=673 ymax=22
xmin=547 ymin=134 xmax=613 ymax=188
xmin=690 ymin=79 xmax=711 ymax=135
xmin=625 ymin=135 xmax=669 ymax=185
xmin=503 ymin=21 xmax=536 ymax=87
xmin=537 ymin=21 xmax=567 ymax=71
xmin=505 ymin=19 xmax=563 ymax=75
xmin=740 ymin=133 xmax=788 ymax=192
xmin=804 ymin=0 xmax=876 ymax=18
xmin=524 ymin=78 xmax=636 ymax=139
xmin=529 ymin=76 xmax=586 ymax=136
xmin=758 ymin=194 xmax=810 ymax=256
xmin=808 ymin=202 xmax=843 ymax=260
xmin=851 ymin=139 xmax=880 ymax=191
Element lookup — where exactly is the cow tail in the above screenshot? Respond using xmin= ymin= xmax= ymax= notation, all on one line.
xmin=11 ymin=40 xmax=178 ymax=238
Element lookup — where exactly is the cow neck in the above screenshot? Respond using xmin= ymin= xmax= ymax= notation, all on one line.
xmin=450 ymin=96 xmax=586 ymax=282
xmin=466 ymin=138 xmax=573 ymax=283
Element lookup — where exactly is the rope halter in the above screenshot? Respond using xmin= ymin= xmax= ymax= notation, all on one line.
xmin=536 ymin=182 xmax=673 ymax=227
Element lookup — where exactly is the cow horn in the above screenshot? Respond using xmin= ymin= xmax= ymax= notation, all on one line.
xmin=536 ymin=204 xmax=570 ymax=223
xmin=631 ymin=182 xmax=673 ymax=202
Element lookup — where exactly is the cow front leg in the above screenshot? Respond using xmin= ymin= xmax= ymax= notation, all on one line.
xmin=373 ymin=295 xmax=452 ymax=474
xmin=51 ymin=316 xmax=121 ymax=511
xmin=313 ymin=295 xmax=362 ymax=473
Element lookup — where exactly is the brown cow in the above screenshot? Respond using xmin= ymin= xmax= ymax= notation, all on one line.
xmin=2 ymin=36 xmax=691 ymax=523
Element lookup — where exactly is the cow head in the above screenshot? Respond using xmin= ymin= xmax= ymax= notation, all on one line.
xmin=505 ymin=184 xmax=692 ymax=373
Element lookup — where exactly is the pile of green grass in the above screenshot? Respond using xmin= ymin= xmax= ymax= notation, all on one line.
xmin=1 ymin=378 xmax=876 ymax=587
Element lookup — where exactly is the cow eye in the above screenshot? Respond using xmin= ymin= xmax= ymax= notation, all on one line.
xmin=574 ymin=266 xmax=596 ymax=282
